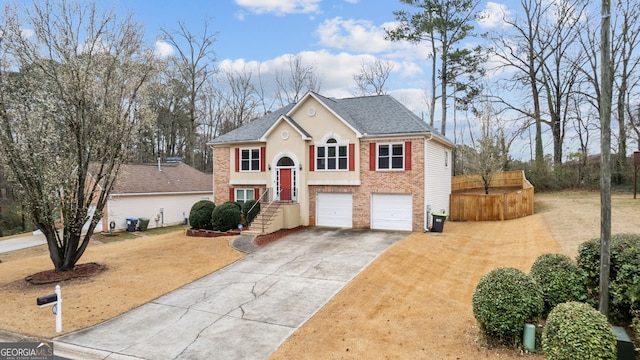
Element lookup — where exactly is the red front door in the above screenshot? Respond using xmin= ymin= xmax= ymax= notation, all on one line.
xmin=279 ymin=168 xmax=292 ymax=201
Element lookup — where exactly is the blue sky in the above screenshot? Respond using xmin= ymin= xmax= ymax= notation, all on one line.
xmin=114 ymin=0 xmax=513 ymax=112
xmin=11 ymin=0 xmax=568 ymax=158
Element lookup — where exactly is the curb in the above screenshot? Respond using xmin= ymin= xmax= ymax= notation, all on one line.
xmin=54 ymin=341 xmax=145 ymax=360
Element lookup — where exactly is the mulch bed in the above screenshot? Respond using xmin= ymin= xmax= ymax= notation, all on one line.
xmin=25 ymin=262 xmax=106 ymax=285
xmin=253 ymin=226 xmax=306 ymax=246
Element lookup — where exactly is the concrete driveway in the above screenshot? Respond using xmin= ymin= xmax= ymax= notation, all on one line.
xmin=55 ymin=227 xmax=407 ymax=360
xmin=0 ymin=232 xmax=47 ymax=253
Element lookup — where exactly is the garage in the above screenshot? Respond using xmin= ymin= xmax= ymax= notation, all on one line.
xmin=371 ymin=194 xmax=413 ymax=231
xmin=316 ymin=192 xmax=353 ymax=228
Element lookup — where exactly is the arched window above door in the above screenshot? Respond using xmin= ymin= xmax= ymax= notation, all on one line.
xmin=277 ymin=156 xmax=295 ymax=167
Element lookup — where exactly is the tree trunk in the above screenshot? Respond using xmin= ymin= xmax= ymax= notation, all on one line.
xmin=599 ymin=0 xmax=612 ymax=317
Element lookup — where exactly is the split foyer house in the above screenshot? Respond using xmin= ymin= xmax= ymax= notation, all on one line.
xmin=208 ymin=92 xmax=454 ymax=233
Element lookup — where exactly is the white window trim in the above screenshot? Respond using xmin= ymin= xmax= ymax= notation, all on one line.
xmin=240 ymin=148 xmax=261 ymax=172
xmin=315 ymin=138 xmax=349 ymax=172
xmin=235 ymin=188 xmax=255 ymax=203
xmin=377 ymin=142 xmax=405 ymax=171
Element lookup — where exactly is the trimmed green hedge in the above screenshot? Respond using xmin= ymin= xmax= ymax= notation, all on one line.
xmin=188 ymin=200 xmax=215 ymax=230
xmin=542 ymin=302 xmax=617 ymax=360
xmin=211 ymin=201 xmax=241 ymax=232
xmin=530 ymin=253 xmax=587 ymax=315
xmin=472 ymin=267 xmax=544 ymax=347
xmin=577 ymin=233 xmax=640 ymax=321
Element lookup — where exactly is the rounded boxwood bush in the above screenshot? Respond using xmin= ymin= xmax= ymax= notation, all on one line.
xmin=542 ymin=302 xmax=617 ymax=360
xmin=211 ymin=201 xmax=241 ymax=232
xmin=472 ymin=267 xmax=544 ymax=347
xmin=242 ymin=199 xmax=260 ymax=225
xmin=530 ymin=253 xmax=587 ymax=315
xmin=577 ymin=233 xmax=640 ymax=321
xmin=188 ymin=200 xmax=215 ymax=230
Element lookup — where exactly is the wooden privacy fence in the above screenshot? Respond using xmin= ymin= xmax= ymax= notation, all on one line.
xmin=449 ymin=170 xmax=534 ymax=221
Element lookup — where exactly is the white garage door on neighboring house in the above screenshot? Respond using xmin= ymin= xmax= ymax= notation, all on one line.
xmin=316 ymin=192 xmax=353 ymax=228
xmin=371 ymin=194 xmax=413 ymax=231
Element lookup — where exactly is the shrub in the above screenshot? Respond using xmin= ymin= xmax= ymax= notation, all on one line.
xmin=530 ymin=253 xmax=587 ymax=315
xmin=211 ymin=201 xmax=241 ymax=232
xmin=577 ymin=233 xmax=640 ymax=321
xmin=542 ymin=302 xmax=617 ymax=360
xmin=188 ymin=200 xmax=215 ymax=230
xmin=242 ymin=199 xmax=260 ymax=225
xmin=472 ymin=267 xmax=544 ymax=347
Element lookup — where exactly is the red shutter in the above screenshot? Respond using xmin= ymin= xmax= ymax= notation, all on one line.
xmin=369 ymin=143 xmax=376 ymax=171
xmin=229 ymin=188 xmax=234 ymax=201
xmin=348 ymin=143 xmax=355 ymax=171
xmin=260 ymin=147 xmax=266 ymax=172
xmin=309 ymin=145 xmax=315 ymax=172
xmin=405 ymin=141 xmax=412 ymax=170
xmin=254 ymin=188 xmax=260 ymax=200
xmin=235 ymin=148 xmax=240 ymax=172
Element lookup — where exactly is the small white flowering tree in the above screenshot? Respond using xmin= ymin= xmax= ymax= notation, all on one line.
xmin=0 ymin=0 xmax=154 ymax=271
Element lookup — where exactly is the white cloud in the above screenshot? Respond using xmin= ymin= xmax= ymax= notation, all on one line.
xmin=21 ymin=28 xmax=35 ymax=39
xmin=478 ymin=2 xmax=511 ymax=28
xmin=154 ymin=40 xmax=174 ymax=58
xmin=218 ymin=49 xmax=430 ymax=115
xmin=315 ymin=17 xmax=431 ymax=61
xmin=234 ymin=0 xmax=321 ymax=15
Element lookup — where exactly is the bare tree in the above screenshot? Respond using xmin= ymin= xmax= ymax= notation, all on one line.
xmin=538 ymin=0 xmax=587 ymax=166
xmin=159 ymin=20 xmax=217 ymax=166
xmin=224 ymin=67 xmax=259 ymax=130
xmin=352 ymin=59 xmax=394 ymax=96
xmin=570 ymin=90 xmax=598 ymax=183
xmin=0 ymin=0 xmax=154 ymax=271
xmin=488 ymin=0 xmax=584 ymax=168
xmin=275 ymin=54 xmax=320 ymax=106
xmin=463 ymin=98 xmax=510 ymax=193
xmin=611 ymin=0 xmax=640 ymax=183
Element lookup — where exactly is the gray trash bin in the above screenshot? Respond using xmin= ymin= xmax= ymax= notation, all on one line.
xmin=138 ymin=217 xmax=150 ymax=231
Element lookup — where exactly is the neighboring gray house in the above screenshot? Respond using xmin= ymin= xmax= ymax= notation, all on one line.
xmin=90 ymin=161 xmax=212 ymax=232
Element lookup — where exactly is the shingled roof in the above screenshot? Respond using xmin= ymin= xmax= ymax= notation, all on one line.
xmin=110 ymin=162 xmax=212 ymax=195
xmin=208 ymin=92 xmax=451 ymax=146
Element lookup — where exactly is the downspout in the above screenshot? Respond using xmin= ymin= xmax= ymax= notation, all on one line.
xmin=210 ymin=145 xmax=215 ymax=203
xmin=424 ymin=132 xmax=434 ymax=232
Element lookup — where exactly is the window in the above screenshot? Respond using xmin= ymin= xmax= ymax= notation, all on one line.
xmin=241 ymin=148 xmax=260 ymax=171
xmin=378 ymin=143 xmax=404 ymax=170
xmin=316 ymin=138 xmax=348 ymax=170
xmin=445 ymin=150 xmax=449 ymax=167
xmin=235 ymin=188 xmax=254 ymax=203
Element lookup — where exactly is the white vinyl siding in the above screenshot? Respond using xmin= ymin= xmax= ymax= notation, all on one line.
xmin=424 ymin=140 xmax=451 ymax=217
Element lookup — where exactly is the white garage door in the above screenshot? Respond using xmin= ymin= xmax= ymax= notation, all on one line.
xmin=371 ymin=194 xmax=413 ymax=231
xmin=316 ymin=193 xmax=353 ymax=228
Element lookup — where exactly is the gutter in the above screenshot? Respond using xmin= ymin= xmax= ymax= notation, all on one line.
xmin=109 ymin=191 xmax=213 ymax=198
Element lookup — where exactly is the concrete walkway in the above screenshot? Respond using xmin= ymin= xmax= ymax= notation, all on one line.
xmin=55 ymin=228 xmax=407 ymax=360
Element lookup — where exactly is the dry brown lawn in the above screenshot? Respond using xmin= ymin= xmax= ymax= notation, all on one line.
xmin=0 ymin=190 xmax=638 ymax=359
xmin=0 ymin=231 xmax=244 ymax=339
